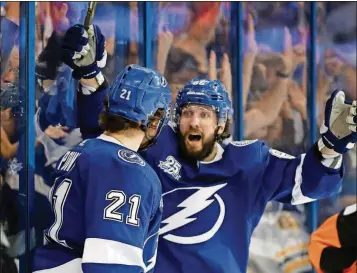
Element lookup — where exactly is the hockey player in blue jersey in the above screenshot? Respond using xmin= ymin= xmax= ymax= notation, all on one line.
xmin=66 ymin=24 xmax=356 ymax=273
xmin=32 ymin=25 xmax=172 ymax=273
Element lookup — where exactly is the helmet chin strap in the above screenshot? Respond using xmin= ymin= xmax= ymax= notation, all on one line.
xmin=214 ymin=125 xmax=223 ymax=141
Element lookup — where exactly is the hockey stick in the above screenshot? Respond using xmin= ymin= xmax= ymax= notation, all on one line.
xmin=78 ymin=1 xmax=97 ymax=64
xmin=84 ymin=1 xmax=97 ymax=29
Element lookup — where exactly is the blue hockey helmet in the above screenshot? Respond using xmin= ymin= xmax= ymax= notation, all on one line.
xmin=107 ymin=64 xmax=172 ymax=142
xmin=175 ymin=78 xmax=232 ymax=125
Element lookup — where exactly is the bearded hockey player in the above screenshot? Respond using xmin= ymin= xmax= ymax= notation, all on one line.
xmin=68 ymin=24 xmax=356 ymax=273
xmin=32 ymin=24 xmax=172 ymax=273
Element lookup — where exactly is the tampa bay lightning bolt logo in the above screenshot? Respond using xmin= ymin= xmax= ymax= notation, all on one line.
xmin=118 ymin=149 xmax=146 ymax=166
xmin=159 ymin=183 xmax=227 ymax=244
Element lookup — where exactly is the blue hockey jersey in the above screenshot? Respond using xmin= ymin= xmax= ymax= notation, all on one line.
xmin=77 ymin=88 xmax=343 ymax=273
xmin=32 ymin=135 xmax=163 ymax=273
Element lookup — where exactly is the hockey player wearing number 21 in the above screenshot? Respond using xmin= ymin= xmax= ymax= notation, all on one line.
xmin=31 ymin=25 xmax=172 ymax=273
xmin=38 ymin=24 xmax=357 ymax=273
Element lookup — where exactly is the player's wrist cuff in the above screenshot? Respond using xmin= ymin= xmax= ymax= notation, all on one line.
xmin=317 ymin=138 xmax=343 ymax=169
xmin=80 ymin=82 xmax=97 ymax=95
xmin=79 ymin=73 xmax=108 ymax=95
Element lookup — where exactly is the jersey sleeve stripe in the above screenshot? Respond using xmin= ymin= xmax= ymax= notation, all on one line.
xmin=82 ymin=238 xmax=145 ymax=269
xmin=291 ymin=154 xmax=316 ymax=205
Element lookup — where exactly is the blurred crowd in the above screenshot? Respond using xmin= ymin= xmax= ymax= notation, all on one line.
xmin=0 ymin=2 xmax=356 ymax=273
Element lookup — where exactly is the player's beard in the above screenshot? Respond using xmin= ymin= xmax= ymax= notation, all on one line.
xmin=177 ymin=129 xmax=217 ymax=161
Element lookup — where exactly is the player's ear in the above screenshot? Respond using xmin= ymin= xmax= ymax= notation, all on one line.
xmin=217 ymin=124 xmax=225 ymax=135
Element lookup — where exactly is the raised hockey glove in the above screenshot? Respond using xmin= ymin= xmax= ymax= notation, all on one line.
xmin=62 ymin=24 xmax=106 ymax=84
xmin=320 ymin=89 xmax=357 ymax=154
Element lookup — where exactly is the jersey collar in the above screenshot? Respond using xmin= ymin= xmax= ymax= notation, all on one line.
xmin=199 ymin=143 xmax=224 ymax=164
xmin=97 ymin=134 xmax=129 ymax=149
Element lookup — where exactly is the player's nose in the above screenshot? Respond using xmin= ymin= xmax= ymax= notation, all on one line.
xmin=189 ymin=115 xmax=201 ymax=127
